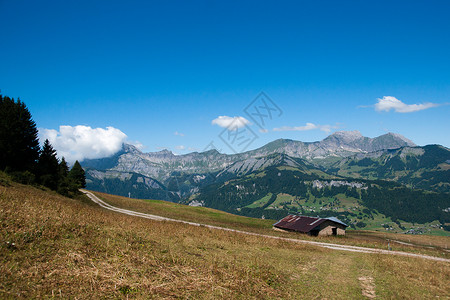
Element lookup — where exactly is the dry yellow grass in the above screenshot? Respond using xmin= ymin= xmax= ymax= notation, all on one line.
xmin=95 ymin=191 xmax=450 ymax=258
xmin=1 ymin=182 xmax=449 ymax=299
xmin=352 ymin=230 xmax=450 ymax=249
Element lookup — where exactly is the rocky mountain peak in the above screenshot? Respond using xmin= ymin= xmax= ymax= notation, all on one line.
xmin=383 ymin=132 xmax=416 ymax=146
xmin=153 ymin=149 xmax=174 ymax=156
xmin=201 ymin=149 xmax=221 ymax=155
xmin=326 ymin=130 xmax=363 ymax=141
xmin=321 ymin=131 xmax=364 ymax=150
xmin=123 ymin=143 xmax=142 ymax=154
xmin=370 ymin=133 xmax=416 ymax=151
xmin=156 ymin=149 xmax=171 ymax=154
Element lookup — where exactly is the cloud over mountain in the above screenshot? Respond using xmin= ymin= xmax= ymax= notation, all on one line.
xmin=375 ymin=96 xmax=439 ymax=113
xmin=212 ymin=116 xmax=251 ymax=131
xmin=39 ymin=125 xmax=128 ymax=164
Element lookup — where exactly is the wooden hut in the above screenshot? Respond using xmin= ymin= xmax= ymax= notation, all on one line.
xmin=273 ymin=215 xmax=348 ymax=236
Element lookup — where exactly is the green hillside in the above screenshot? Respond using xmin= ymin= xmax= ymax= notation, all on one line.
xmin=191 ymin=165 xmax=450 ymax=235
xmin=332 ymin=145 xmax=450 ymax=193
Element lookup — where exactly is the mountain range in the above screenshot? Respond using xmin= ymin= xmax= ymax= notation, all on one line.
xmin=83 ymin=131 xmax=416 ymax=181
xmin=81 ymin=131 xmax=450 ymax=233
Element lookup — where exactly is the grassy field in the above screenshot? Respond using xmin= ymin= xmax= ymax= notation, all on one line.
xmin=96 ymin=190 xmax=450 ymax=257
xmin=1 ymin=180 xmax=449 ymax=298
xmin=245 ymin=193 xmax=274 ymax=208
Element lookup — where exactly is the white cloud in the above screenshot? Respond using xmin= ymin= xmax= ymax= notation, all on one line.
xmin=39 ymin=125 xmax=128 ymax=164
xmin=259 ymin=128 xmax=269 ymax=133
xmin=375 ymin=96 xmax=439 ymax=113
xmin=174 ymin=131 xmax=185 ymax=137
xmin=129 ymin=141 xmax=144 ymax=150
xmin=273 ymin=122 xmax=335 ymax=133
xmin=175 ymin=145 xmax=186 ymax=150
xmin=212 ymin=116 xmax=251 ymax=131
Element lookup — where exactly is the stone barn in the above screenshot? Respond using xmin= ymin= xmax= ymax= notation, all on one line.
xmin=273 ymin=215 xmax=348 ymax=236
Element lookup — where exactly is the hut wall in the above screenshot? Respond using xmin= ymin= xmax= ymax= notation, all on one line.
xmin=317 ymin=221 xmax=346 ymax=236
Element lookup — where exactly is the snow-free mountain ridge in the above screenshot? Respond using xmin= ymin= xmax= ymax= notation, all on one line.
xmin=82 ymin=131 xmax=416 ymax=182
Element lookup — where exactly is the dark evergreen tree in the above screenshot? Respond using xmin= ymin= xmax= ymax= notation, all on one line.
xmin=0 ymin=95 xmax=40 ymax=172
xmin=57 ymin=157 xmax=70 ymax=196
xmin=37 ymin=139 xmax=59 ymax=190
xmin=69 ymin=160 xmax=86 ymax=188
xmin=58 ymin=157 xmax=69 ymax=177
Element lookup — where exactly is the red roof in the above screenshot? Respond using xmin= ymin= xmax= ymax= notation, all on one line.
xmin=273 ymin=215 xmax=347 ymax=233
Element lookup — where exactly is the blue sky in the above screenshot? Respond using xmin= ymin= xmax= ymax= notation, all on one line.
xmin=1 ymin=0 xmax=449 ymax=161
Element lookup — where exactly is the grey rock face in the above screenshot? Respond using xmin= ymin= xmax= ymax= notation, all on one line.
xmin=87 ymin=169 xmax=164 ymax=189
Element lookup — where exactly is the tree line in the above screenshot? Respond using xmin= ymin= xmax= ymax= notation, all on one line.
xmin=0 ymin=94 xmax=85 ymax=197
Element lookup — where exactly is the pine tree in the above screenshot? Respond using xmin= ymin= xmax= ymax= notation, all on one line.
xmin=0 ymin=95 xmax=40 ymax=172
xmin=59 ymin=157 xmax=69 ymax=178
xmin=57 ymin=157 xmax=70 ymax=196
xmin=69 ymin=160 xmax=86 ymax=189
xmin=37 ymin=139 xmax=59 ymax=190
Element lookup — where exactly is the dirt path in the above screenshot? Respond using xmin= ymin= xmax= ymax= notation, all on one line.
xmin=81 ymin=190 xmax=450 ymax=263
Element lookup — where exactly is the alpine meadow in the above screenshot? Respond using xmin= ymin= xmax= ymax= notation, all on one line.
xmin=1 ymin=1 xmax=450 ymax=299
